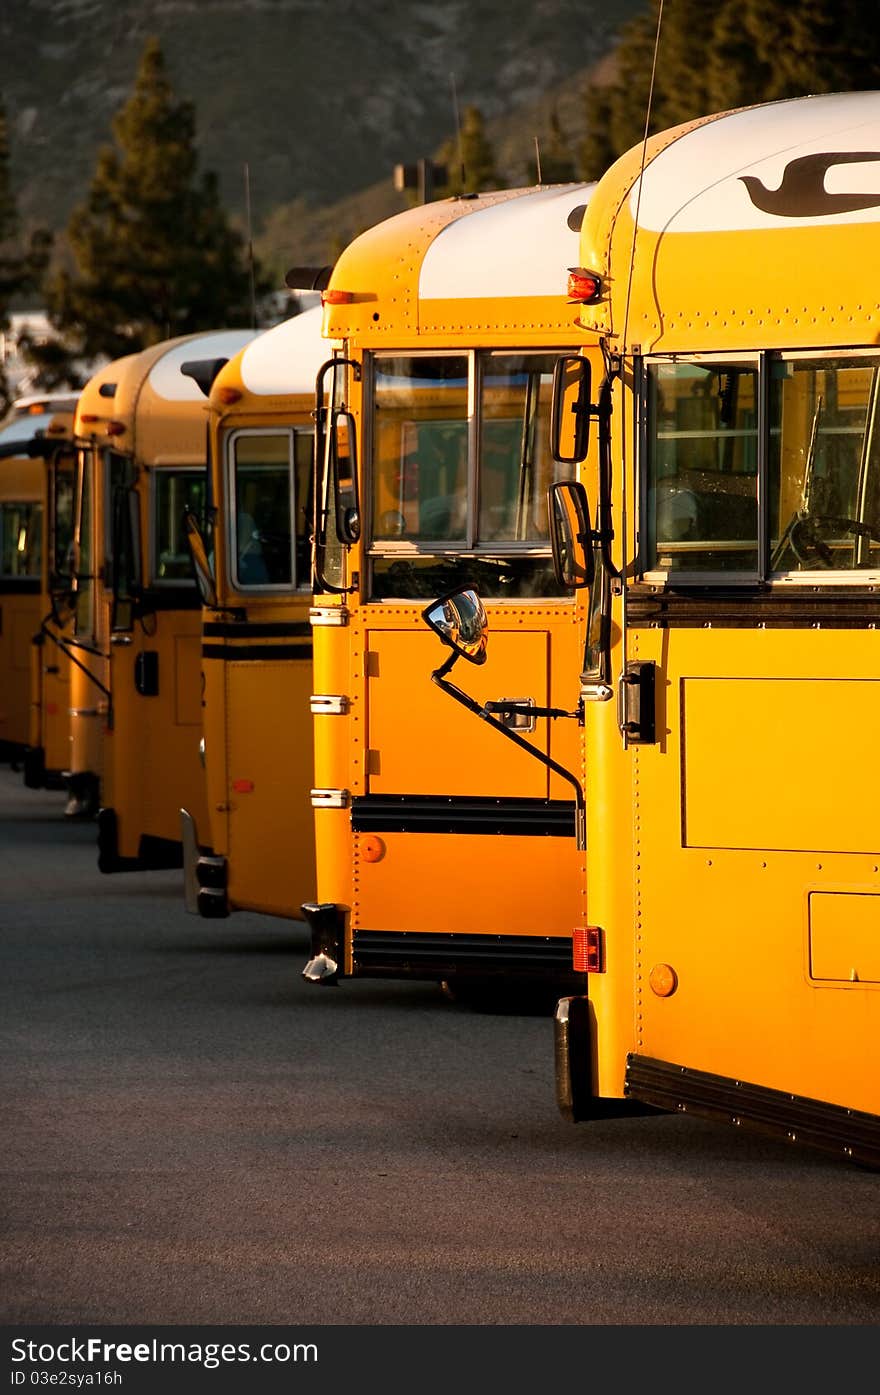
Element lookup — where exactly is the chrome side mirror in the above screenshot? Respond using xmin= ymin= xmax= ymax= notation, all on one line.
xmin=548 ymin=480 xmax=594 ymax=589
xmin=422 ymin=588 xmax=488 ymax=666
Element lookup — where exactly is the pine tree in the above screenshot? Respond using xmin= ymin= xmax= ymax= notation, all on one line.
xmin=580 ymin=0 xmax=880 ymax=178
xmin=0 ymin=100 xmax=51 ymax=414
xmin=437 ymin=106 xmax=502 ymax=197
xmin=38 ymin=37 xmax=264 ymax=368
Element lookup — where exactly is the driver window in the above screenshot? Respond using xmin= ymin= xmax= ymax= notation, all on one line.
xmin=768 ymin=358 xmax=880 ymax=572
xmin=646 ymin=361 xmax=759 ymax=574
xmin=0 ymin=501 xmax=41 ymax=578
xmin=230 ymin=429 xmax=302 ymax=590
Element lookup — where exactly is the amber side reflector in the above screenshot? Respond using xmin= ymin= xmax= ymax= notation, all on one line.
xmin=567 ymin=267 xmax=602 ymax=303
xmin=232 ymin=778 xmax=255 ymax=793
xmin=217 ymin=386 xmax=242 ymax=406
xmin=573 ymin=925 xmax=603 ymax=973
xmin=321 ymin=289 xmax=354 ymax=306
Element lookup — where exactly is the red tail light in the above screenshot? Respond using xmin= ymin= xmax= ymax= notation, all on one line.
xmin=573 ymin=925 xmax=604 ymax=973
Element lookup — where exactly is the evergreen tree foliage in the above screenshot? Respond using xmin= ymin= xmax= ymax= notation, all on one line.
xmin=37 ymin=37 xmax=264 ymax=369
xmin=580 ymin=0 xmax=880 ymax=180
xmin=527 ymin=109 xmax=578 ymax=186
xmin=0 ymin=100 xmax=52 ymax=414
xmin=437 ymin=106 xmax=502 ymax=196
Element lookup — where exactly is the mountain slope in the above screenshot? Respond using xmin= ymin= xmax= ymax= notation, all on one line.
xmin=1 ymin=0 xmax=642 ymax=259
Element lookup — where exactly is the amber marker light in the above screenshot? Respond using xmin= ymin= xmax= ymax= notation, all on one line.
xmin=567 ymin=267 xmax=603 ymax=303
xmin=573 ymin=925 xmax=604 ymax=973
xmin=649 ymin=963 xmax=678 ymax=997
xmin=321 ymin=289 xmax=354 ymax=306
xmin=217 ymin=386 xmax=242 ymax=406
xmin=78 ymin=414 xmax=100 ymax=425
xmin=360 ymin=835 xmax=385 ymax=863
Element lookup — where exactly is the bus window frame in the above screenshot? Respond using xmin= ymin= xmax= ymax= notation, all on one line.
xmin=639 ymin=349 xmax=764 ymax=587
xmin=364 ymin=346 xmax=577 ymax=595
xmin=224 ymin=425 xmax=311 ymax=595
xmin=72 ymin=443 xmax=96 ymax=637
xmin=149 ymin=464 xmax=206 ymax=589
xmin=0 ymin=499 xmax=42 ymax=581
xmin=639 ymin=346 xmax=880 ymax=588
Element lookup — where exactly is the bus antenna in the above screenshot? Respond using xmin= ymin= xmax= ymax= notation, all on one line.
xmin=534 ymin=136 xmax=543 ymax=187
xmin=244 ymin=162 xmax=257 ymax=329
xmin=622 ymin=0 xmax=664 ymax=351
xmin=450 ymin=73 xmax=465 ymax=190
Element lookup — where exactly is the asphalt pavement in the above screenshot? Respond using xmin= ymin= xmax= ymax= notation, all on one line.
xmin=2 ymin=765 xmax=880 ymax=1329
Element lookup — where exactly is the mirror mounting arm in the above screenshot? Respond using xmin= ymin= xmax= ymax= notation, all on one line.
xmin=429 ymin=663 xmax=586 ymax=850
xmin=483 ymin=700 xmax=579 ymax=721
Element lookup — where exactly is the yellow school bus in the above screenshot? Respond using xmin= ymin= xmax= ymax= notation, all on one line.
xmin=22 ymin=401 xmax=80 ymax=793
xmin=69 ymin=330 xmax=257 ymax=861
xmin=527 ymin=91 xmax=880 ymax=1165
xmin=306 ymin=183 xmax=603 ymax=999
xmin=0 ymin=395 xmax=78 ymax=770
xmin=180 ymin=306 xmax=327 ymax=918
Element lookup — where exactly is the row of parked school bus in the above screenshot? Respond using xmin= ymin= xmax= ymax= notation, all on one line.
xmin=2 ymin=91 xmax=879 ymax=1168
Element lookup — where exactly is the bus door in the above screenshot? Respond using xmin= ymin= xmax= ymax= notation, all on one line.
xmin=220 ymin=425 xmax=316 ymax=916
xmin=625 ymin=351 xmax=880 ymax=1137
xmin=356 ymin=349 xmax=583 ymax=950
xmin=65 ymin=442 xmax=109 ymax=815
xmin=127 ymin=464 xmax=207 ymax=846
xmin=30 ymin=446 xmax=77 ymax=785
xmin=0 ymin=468 xmax=42 ymax=755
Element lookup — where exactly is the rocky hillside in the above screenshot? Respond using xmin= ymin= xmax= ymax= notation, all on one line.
xmin=1 ymin=0 xmax=642 ymax=277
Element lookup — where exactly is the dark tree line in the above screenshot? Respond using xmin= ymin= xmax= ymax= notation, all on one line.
xmin=580 ymin=0 xmax=880 ymax=177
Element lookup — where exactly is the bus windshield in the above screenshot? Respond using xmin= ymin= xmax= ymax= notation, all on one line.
xmin=369 ymin=350 xmax=568 ymax=599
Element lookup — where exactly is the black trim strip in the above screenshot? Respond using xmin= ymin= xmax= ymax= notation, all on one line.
xmin=625 ymin=1055 xmax=880 ymax=1168
xmin=203 ymin=620 xmax=312 ymax=638
xmin=351 ymin=794 xmax=576 ymax=836
xmin=136 ymin=586 xmax=202 ymax=613
xmin=352 ymin=929 xmax=584 ymax=982
xmin=0 ymin=578 xmax=39 ymax=595
xmin=629 ymin=584 xmax=880 ymax=629
xmin=201 ymin=642 xmax=312 ymax=662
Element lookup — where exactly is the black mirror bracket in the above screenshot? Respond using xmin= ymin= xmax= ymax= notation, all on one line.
xmin=430 ymin=657 xmax=586 ymax=851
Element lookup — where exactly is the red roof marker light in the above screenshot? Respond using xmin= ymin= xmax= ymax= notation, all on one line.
xmin=567 ymin=268 xmax=603 ymax=304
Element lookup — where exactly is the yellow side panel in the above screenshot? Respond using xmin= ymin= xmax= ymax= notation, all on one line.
xmin=352 ymin=830 xmax=580 ymax=936
xmin=11 ymin=607 xmax=36 ymax=670
xmin=630 ymin=629 xmax=880 ymax=1117
xmin=225 ymin=659 xmax=315 ymax=916
xmin=42 ymin=661 xmax=71 ymax=772
xmin=0 ymin=597 xmax=40 ymax=745
xmin=174 ymin=635 xmax=203 ymax=725
xmin=107 ymin=622 xmax=207 ymax=857
xmin=366 ymin=629 xmax=550 ymax=798
xmin=810 ymin=892 xmax=880 ymax=984
xmin=683 ymin=677 xmax=880 ymax=853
